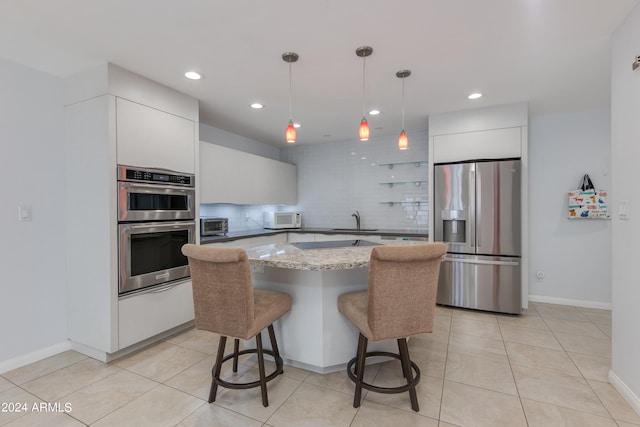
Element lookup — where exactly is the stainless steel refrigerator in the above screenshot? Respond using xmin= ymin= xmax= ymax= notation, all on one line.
xmin=433 ymin=159 xmax=522 ymax=314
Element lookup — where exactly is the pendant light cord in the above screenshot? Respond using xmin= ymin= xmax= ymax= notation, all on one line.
xmin=401 ymin=76 xmax=405 ymax=129
xmin=362 ymin=55 xmax=366 ymax=117
xmin=288 ymin=62 xmax=293 ymax=120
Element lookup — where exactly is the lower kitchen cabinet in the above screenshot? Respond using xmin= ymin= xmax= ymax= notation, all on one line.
xmin=118 ymin=280 xmax=194 ymax=349
xmin=287 ymin=233 xmax=316 ymax=243
xmin=202 ymin=233 xmax=287 ymax=249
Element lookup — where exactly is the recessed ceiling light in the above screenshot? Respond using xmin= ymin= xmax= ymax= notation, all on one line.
xmin=293 ymin=123 xmax=301 ymax=128
xmin=468 ymin=92 xmax=482 ymax=100
xmin=369 ymin=109 xmax=381 ymax=115
xmin=184 ymin=71 xmax=202 ymax=80
xmin=250 ymin=103 xmax=264 ymax=109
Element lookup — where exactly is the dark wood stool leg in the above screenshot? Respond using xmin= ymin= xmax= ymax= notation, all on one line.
xmin=209 ymin=335 xmax=227 ymax=403
xmin=232 ymin=339 xmax=240 ymax=373
xmin=353 ymin=333 xmax=368 ymax=408
xmin=255 ymin=332 xmax=269 ymax=407
xmin=398 ymin=338 xmax=419 ymax=412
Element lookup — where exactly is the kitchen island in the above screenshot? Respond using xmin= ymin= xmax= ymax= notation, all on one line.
xmin=244 ymin=239 xmax=425 ymax=373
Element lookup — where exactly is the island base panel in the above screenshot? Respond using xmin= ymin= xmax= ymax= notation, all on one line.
xmin=251 ymin=267 xmax=398 ymax=373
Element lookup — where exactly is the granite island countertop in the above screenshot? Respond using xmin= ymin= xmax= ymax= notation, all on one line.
xmin=245 ymin=239 xmax=427 ymax=271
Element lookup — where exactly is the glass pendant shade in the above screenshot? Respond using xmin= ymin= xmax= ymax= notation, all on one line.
xmin=398 ymin=130 xmax=408 ymax=150
xmin=359 ymin=117 xmax=370 ymax=141
xmin=286 ymin=120 xmax=296 ymax=143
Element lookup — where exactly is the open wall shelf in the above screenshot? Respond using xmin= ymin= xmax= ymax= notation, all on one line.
xmin=379 ymin=201 xmax=427 ymax=207
xmin=379 ymin=161 xmax=427 ymax=169
xmin=379 ymin=180 xmax=427 ymax=188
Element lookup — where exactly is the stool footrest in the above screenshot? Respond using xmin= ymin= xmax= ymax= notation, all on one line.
xmin=347 ymin=351 xmax=421 ymax=394
xmin=213 ymin=348 xmax=284 ymax=390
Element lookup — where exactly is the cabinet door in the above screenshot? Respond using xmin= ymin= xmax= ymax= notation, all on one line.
xmin=253 ymin=157 xmax=297 ymax=205
xmin=116 ymin=98 xmax=195 ymax=173
xmin=200 ymin=143 xmax=256 ymax=203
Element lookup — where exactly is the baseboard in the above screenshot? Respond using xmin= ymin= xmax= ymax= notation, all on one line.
xmin=70 ymin=321 xmax=195 ymax=363
xmin=609 ymin=370 xmax=640 ymax=416
xmin=528 ymin=294 xmax=611 ymax=310
xmin=0 ymin=340 xmax=71 ymax=374
xmin=1 ymin=322 xmax=195 ymax=374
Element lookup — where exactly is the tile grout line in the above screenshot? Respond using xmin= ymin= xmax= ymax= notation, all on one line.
xmin=500 ymin=305 xmax=534 ymax=427
xmin=531 ymin=303 xmax=617 ymax=422
xmin=437 ymin=309 xmax=453 ymax=424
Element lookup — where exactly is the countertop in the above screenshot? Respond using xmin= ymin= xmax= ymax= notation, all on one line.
xmin=200 ymin=227 xmax=429 ymax=245
xmin=245 ymin=239 xmax=428 ymax=271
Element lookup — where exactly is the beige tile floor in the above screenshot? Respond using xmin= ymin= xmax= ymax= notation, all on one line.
xmin=1 ymin=302 xmax=639 ymax=426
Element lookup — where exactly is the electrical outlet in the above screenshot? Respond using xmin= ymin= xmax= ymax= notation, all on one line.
xmin=245 ymin=213 xmax=249 ymax=221
xmin=535 ymin=270 xmax=545 ymax=281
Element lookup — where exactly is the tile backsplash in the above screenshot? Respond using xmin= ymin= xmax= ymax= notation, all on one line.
xmin=200 ymin=131 xmax=428 ymax=232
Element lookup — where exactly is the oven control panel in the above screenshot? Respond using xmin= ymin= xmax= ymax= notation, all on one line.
xmin=118 ymin=165 xmax=194 ymax=186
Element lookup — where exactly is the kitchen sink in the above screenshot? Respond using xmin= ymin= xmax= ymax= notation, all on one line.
xmin=331 ymin=228 xmax=378 ymax=232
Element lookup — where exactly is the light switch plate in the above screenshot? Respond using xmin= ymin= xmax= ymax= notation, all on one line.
xmin=618 ymin=200 xmax=629 ymax=220
xmin=19 ymin=205 xmax=32 ymax=222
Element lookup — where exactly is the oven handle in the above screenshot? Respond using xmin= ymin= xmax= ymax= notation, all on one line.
xmin=125 ymin=222 xmax=194 ymax=231
xmin=150 ymin=284 xmax=175 ymax=293
xmin=119 ymin=181 xmax=195 ymax=193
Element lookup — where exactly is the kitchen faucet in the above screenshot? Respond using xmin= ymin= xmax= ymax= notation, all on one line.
xmin=352 ymin=210 xmax=361 ymax=231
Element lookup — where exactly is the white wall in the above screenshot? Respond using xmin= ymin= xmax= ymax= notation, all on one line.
xmin=280 ymin=132 xmax=428 ymax=230
xmin=611 ymin=2 xmax=640 ymax=412
xmin=528 ymin=109 xmax=612 ymax=307
xmin=0 ymin=58 xmax=68 ymax=369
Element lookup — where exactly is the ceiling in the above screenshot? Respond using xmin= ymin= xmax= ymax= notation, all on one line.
xmin=1 ymin=0 xmax=638 ymax=148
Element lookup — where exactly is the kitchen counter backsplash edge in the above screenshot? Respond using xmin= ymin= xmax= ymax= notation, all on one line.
xmin=200 ymin=227 xmax=429 ymax=244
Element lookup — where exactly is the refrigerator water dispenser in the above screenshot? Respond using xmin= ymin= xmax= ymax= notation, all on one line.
xmin=441 ymin=210 xmax=466 ymax=243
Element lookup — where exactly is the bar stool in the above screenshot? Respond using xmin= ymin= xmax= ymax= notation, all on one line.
xmin=337 ymin=243 xmax=447 ymax=412
xmin=181 ymin=244 xmax=292 ymax=407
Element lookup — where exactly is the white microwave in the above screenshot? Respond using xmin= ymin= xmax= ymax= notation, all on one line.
xmin=263 ymin=211 xmax=301 ymax=229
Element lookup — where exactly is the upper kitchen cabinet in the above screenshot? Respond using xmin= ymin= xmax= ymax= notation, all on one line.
xmin=116 ymin=98 xmax=195 ymax=173
xmin=200 ymin=142 xmax=254 ymax=203
xmin=252 ymin=154 xmax=297 ymax=205
xmin=200 ymin=142 xmax=297 ymax=205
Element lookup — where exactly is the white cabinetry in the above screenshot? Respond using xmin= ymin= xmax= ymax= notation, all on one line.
xmin=118 ymin=280 xmax=195 ymax=349
xmin=253 ymin=156 xmax=297 ymax=205
xmin=287 ymin=233 xmax=316 ymax=243
xmin=116 ymin=98 xmax=195 ymax=173
xmin=431 ymin=127 xmax=522 ymax=163
xmin=200 ymin=142 xmax=297 ymax=205
xmin=64 ymin=64 xmax=198 ymax=360
xmin=200 ymin=142 xmax=255 ymax=203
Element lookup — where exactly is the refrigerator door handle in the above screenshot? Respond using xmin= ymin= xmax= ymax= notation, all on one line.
xmin=475 ymin=167 xmax=481 ymax=248
xmin=443 ymin=256 xmax=520 ymax=266
xmin=469 ymin=167 xmax=476 ymax=248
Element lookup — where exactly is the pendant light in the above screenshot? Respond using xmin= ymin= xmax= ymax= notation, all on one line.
xmin=356 ymin=46 xmax=373 ymax=141
xmin=282 ymin=52 xmax=299 ymax=144
xmin=396 ymin=69 xmax=411 ymax=150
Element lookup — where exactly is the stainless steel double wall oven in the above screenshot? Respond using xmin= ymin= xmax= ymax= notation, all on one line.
xmin=117 ymin=165 xmax=195 ymax=295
